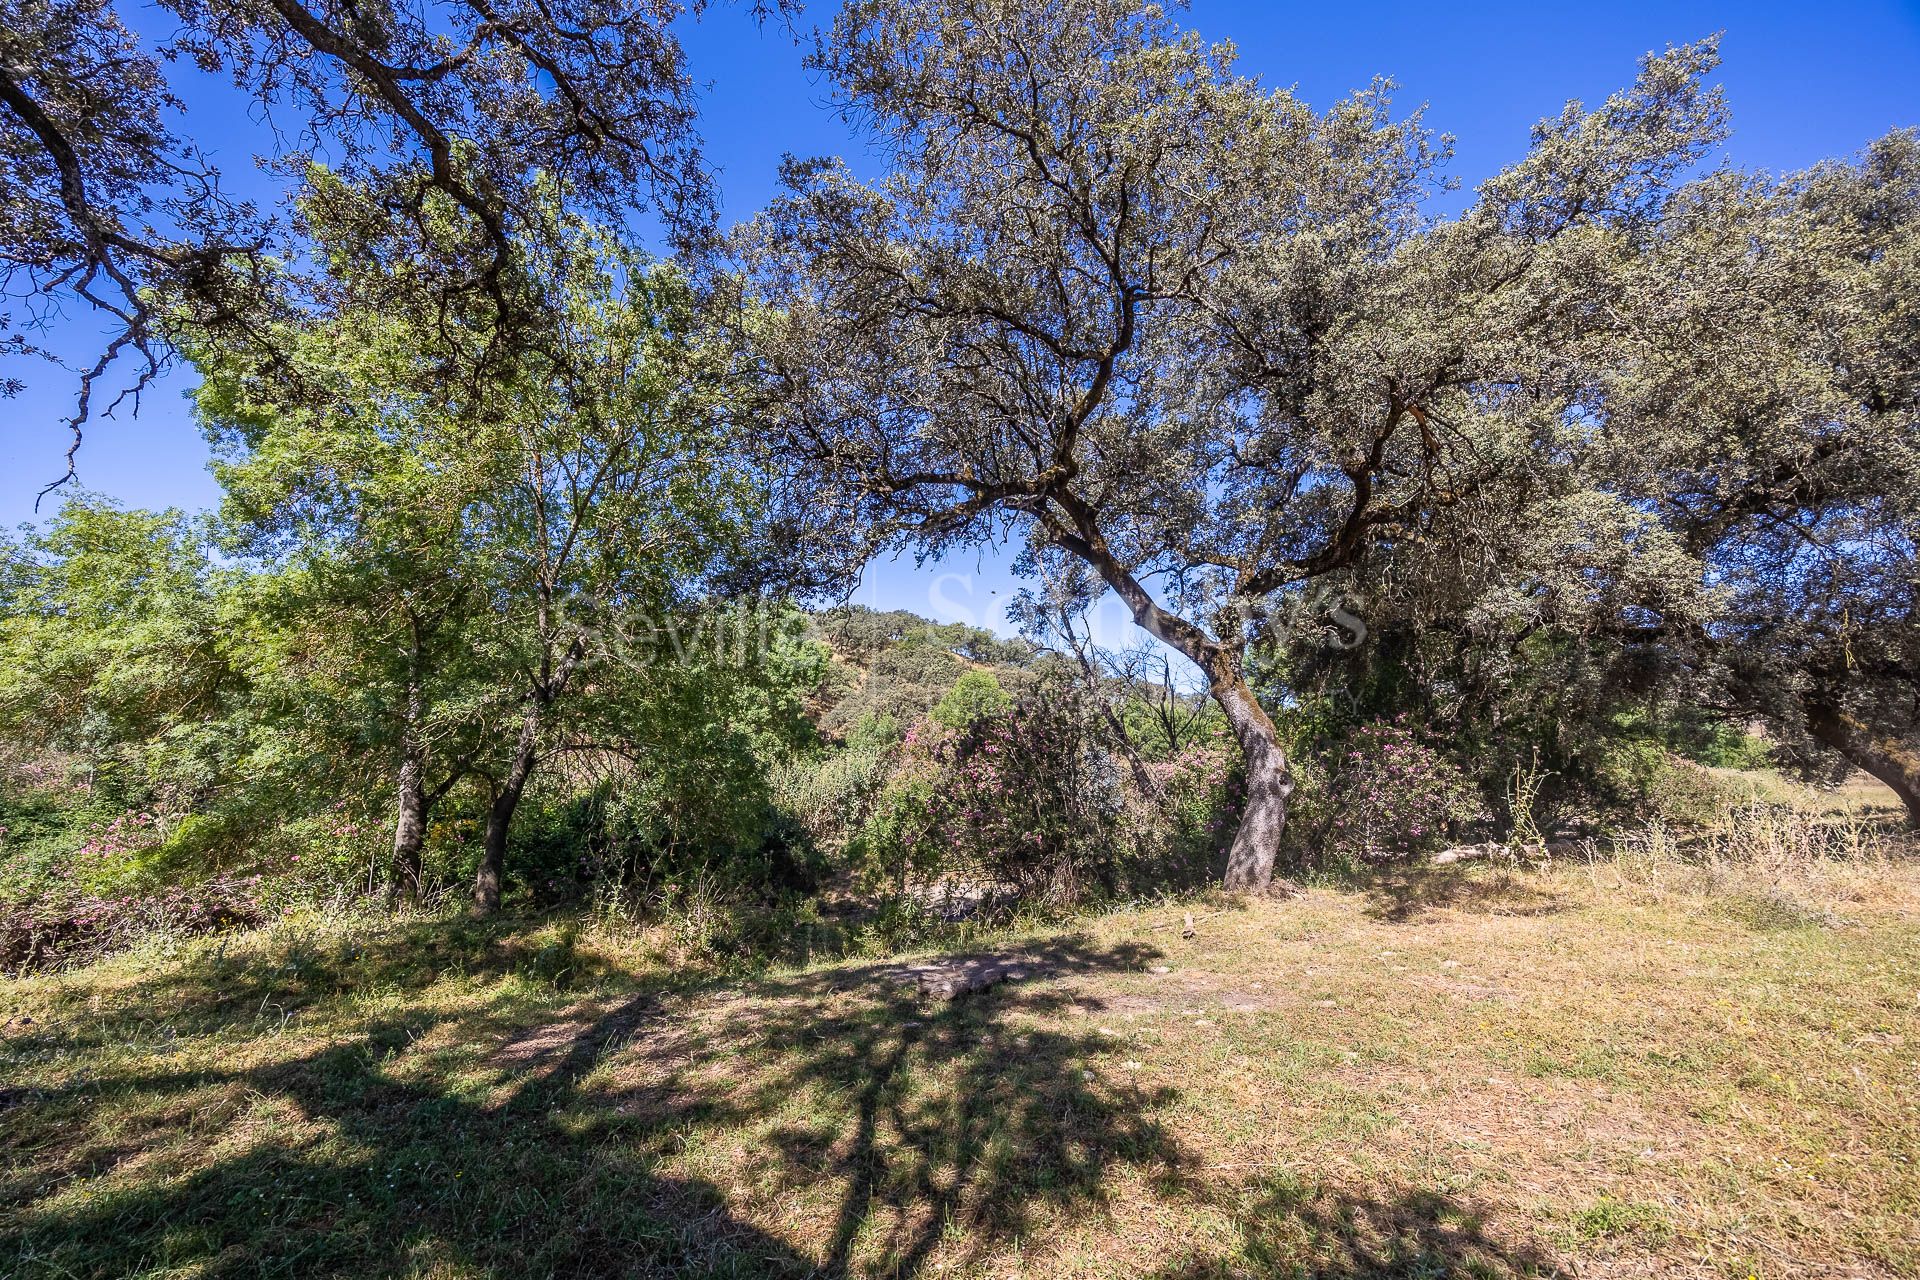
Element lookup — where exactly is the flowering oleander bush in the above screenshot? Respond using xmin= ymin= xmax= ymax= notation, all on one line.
xmin=1 ymin=872 xmax=266 ymax=975
xmin=848 ymin=685 xmax=1124 ymax=908
xmin=1310 ymin=718 xmax=1482 ymax=863
xmin=1114 ymin=733 xmax=1242 ymax=889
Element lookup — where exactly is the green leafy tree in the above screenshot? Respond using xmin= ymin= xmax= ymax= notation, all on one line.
xmin=456 ymin=239 xmax=759 ymax=913
xmin=195 ymin=301 xmax=503 ymax=900
xmin=931 ymin=669 xmax=1011 ymax=729
xmin=733 ymin=0 xmax=1730 ymax=890
xmin=1274 ymin=130 xmax=1920 ymax=823
xmin=1599 ymin=131 xmax=1920 ymax=818
xmin=0 ymin=500 xmax=241 ymax=818
xmin=196 ymin=197 xmax=764 ymax=911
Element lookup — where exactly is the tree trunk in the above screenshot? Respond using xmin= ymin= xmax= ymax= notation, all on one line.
xmin=1805 ymin=700 xmax=1920 ymax=826
xmin=472 ymin=711 xmax=539 ymax=915
xmin=390 ymin=754 xmax=427 ymax=903
xmin=1043 ymin=498 xmax=1295 ymax=893
xmin=390 ymin=636 xmax=427 ymax=904
xmin=1213 ymin=676 xmax=1295 ymax=893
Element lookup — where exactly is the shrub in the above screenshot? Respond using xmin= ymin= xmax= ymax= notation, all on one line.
xmin=1590 ymin=737 xmax=1750 ymax=827
xmin=1 ymin=873 xmax=266 ymax=975
xmin=846 ymin=737 xmax=944 ymax=892
xmin=1311 ymin=718 xmax=1481 ymax=863
xmin=931 ymin=702 xmax=1110 ymax=903
xmin=1685 ymin=722 xmax=1774 ymax=770
xmin=1114 ymin=734 xmax=1240 ymax=892
xmin=905 ymin=688 xmax=1121 ymax=906
xmin=770 ymin=743 xmax=893 ymax=851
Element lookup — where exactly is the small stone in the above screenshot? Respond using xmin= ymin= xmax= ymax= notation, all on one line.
xmin=1440 ymin=960 xmax=1462 ymax=969
xmin=1149 ymin=965 xmax=1171 ymax=975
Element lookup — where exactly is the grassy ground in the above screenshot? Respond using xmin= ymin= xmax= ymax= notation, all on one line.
xmin=3 ymin=853 xmax=1916 ymax=1278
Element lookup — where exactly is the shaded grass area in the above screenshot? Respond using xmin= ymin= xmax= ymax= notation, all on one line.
xmin=4 ymin=862 xmax=1918 ymax=1278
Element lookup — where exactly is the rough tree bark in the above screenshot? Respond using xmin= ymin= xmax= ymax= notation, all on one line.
xmin=1214 ymin=677 xmax=1295 ymax=893
xmin=472 ymin=709 xmax=540 ymax=915
xmin=391 ymin=751 xmax=427 ymax=902
xmin=1805 ymin=700 xmax=1920 ymax=826
xmin=1052 ymin=504 xmax=1296 ymax=894
xmin=390 ymin=622 xmax=428 ymax=902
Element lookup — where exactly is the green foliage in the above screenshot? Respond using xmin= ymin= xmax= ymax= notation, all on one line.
xmin=847 ymin=752 xmax=943 ymax=892
xmin=847 ymin=683 xmax=1137 ymax=908
xmin=1118 ymin=689 xmax=1226 ymax=761
xmin=1587 ymin=736 xmax=1749 ymax=829
xmin=0 ymin=501 xmax=242 ymax=812
xmin=7 ymin=0 xmax=1910 ymax=953
xmin=846 ymin=712 xmax=904 ymax=752
xmin=931 ymin=669 xmax=1012 ymax=729
xmin=814 ymin=608 xmax=1035 ymax=743
xmin=819 ymin=642 xmax=967 ymax=739
xmin=0 ymin=780 xmax=109 ymax=906
xmin=1670 ymin=720 xmax=1774 ymax=771
xmin=1111 ymin=735 xmax=1241 ymax=893
xmin=771 ymin=744 xmax=894 ymax=852
xmin=1292 ymin=719 xmax=1484 ymax=865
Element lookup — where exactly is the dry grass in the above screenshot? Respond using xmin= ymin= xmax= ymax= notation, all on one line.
xmin=3 ymin=836 xmax=1917 ymax=1278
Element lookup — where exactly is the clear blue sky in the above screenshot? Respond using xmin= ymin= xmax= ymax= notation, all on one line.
xmin=4 ymin=0 xmax=1917 ymax=639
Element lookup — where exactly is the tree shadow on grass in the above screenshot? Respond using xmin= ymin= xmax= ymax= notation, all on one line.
xmin=1346 ymin=863 xmax=1570 ymax=925
xmin=2 ymin=934 xmax=1188 ymax=1276
xmin=1154 ymin=1176 xmax=1563 ymax=1278
xmin=3 ymin=925 xmax=1562 ymax=1277
xmin=583 ymin=940 xmax=1191 ymax=1276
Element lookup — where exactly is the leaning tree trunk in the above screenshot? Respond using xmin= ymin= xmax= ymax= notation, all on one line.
xmin=1057 ymin=516 xmax=1295 ymax=894
xmin=1805 ymin=700 xmax=1920 ymax=826
xmin=1213 ymin=675 xmax=1295 ymax=893
xmin=472 ymin=711 xmax=539 ymax=915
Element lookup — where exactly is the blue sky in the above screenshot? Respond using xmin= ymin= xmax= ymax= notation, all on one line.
xmin=4 ymin=0 xmax=1918 ymax=639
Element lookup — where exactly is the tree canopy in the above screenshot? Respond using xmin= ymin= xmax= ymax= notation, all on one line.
xmin=2 ymin=0 xmax=1915 ymax=926
xmin=1 ymin=0 xmax=792 ymax=490
xmin=729 ymin=0 xmax=1765 ymax=890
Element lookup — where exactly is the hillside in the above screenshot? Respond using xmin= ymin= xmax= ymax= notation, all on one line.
xmin=804 ymin=606 xmax=1041 ymax=743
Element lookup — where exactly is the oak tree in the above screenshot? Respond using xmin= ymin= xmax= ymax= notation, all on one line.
xmin=732 ymin=0 xmax=1729 ymax=890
